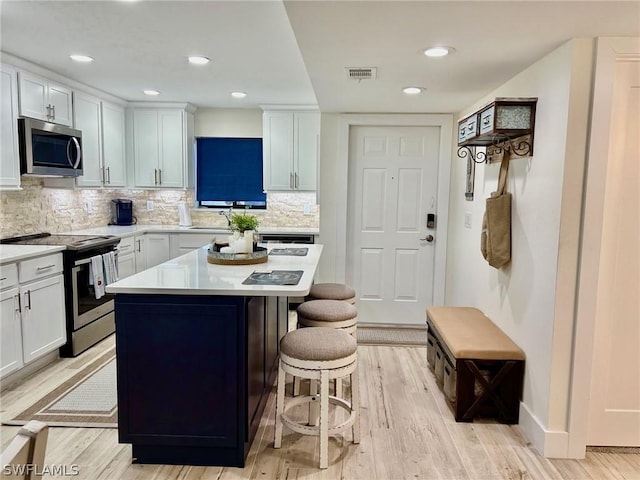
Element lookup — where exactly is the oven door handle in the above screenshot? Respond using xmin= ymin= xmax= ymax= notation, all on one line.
xmin=74 ymin=251 xmax=118 ymax=268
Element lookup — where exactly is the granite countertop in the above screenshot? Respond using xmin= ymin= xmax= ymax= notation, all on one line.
xmin=106 ymin=244 xmax=322 ymax=296
xmin=0 ymin=245 xmax=66 ymax=264
xmin=64 ymin=225 xmax=319 ymax=238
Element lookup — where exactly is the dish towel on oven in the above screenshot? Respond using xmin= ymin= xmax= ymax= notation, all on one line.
xmin=89 ymin=255 xmax=105 ymax=299
xmin=102 ymin=252 xmax=118 ymax=284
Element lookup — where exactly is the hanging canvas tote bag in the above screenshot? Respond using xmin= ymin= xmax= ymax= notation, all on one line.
xmin=481 ymin=152 xmax=512 ymax=269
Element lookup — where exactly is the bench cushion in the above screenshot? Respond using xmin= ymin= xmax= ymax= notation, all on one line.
xmin=426 ymin=306 xmax=525 ymax=361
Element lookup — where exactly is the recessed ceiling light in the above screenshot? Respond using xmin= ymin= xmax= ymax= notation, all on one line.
xmin=143 ymin=90 xmax=160 ymax=96
xmin=70 ymin=54 xmax=94 ymax=63
xmin=188 ymin=56 xmax=210 ymax=65
xmin=231 ymin=91 xmax=247 ymax=99
xmin=424 ymin=46 xmax=455 ymax=58
xmin=403 ymin=87 xmax=423 ymax=95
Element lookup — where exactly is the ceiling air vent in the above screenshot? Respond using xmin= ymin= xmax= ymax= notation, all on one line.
xmin=345 ymin=67 xmax=377 ymax=81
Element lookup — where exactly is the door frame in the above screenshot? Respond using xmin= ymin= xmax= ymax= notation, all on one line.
xmin=568 ymin=37 xmax=640 ymax=458
xmin=335 ymin=114 xmax=453 ymax=306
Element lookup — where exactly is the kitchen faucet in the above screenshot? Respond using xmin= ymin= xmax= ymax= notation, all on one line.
xmin=219 ymin=208 xmax=233 ymax=227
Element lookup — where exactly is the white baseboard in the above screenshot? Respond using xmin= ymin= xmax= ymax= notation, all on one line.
xmin=518 ymin=402 xmax=572 ymax=458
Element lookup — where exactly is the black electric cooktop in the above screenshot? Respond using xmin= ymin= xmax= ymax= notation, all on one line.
xmin=0 ymin=232 xmax=120 ymax=251
xmin=242 ymin=270 xmax=304 ymax=286
xmin=268 ymin=248 xmax=309 ymax=256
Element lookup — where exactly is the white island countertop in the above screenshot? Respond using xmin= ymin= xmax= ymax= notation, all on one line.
xmin=106 ymin=244 xmax=323 ymax=296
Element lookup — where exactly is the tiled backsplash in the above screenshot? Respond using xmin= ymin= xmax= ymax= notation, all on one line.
xmin=0 ymin=178 xmax=319 ymax=238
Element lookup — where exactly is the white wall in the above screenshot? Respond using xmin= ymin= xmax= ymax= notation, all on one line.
xmin=194 ymin=108 xmax=263 ymax=137
xmin=445 ymin=39 xmax=594 ymax=456
xmin=317 ymin=112 xmax=340 ymax=282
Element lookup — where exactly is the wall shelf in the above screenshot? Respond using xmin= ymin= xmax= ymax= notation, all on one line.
xmin=457 ymin=97 xmax=537 ymax=163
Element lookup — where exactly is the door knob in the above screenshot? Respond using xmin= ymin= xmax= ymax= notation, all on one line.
xmin=420 ymin=235 xmax=434 ymax=243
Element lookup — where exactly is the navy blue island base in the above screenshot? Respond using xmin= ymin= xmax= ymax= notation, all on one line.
xmin=114 ymin=293 xmax=288 ymax=467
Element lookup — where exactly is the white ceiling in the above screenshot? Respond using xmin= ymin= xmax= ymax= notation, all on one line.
xmin=1 ymin=1 xmax=638 ymax=114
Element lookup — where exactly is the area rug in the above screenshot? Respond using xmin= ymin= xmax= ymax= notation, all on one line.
xmin=356 ymin=326 xmax=428 ymax=347
xmin=4 ymin=348 xmax=117 ymax=428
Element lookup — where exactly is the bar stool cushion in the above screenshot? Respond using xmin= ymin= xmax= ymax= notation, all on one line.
xmin=298 ymin=299 xmax=357 ymax=323
xmin=281 ymin=327 xmax=357 ymax=362
xmin=308 ymin=283 xmax=356 ymax=302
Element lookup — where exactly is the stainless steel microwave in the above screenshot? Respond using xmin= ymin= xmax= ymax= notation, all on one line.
xmin=18 ymin=117 xmax=83 ymax=177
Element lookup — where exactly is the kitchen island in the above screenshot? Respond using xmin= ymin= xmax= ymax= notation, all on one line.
xmin=106 ymin=244 xmax=322 ymax=467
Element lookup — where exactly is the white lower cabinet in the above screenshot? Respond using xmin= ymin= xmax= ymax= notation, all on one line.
xmin=0 ymin=287 xmax=23 ymax=377
xmin=116 ymin=236 xmax=136 ymax=279
xmin=170 ymin=233 xmax=212 ymax=258
xmin=145 ymin=234 xmax=170 ymax=268
xmin=20 ymin=274 xmax=66 ymax=364
xmin=0 ymin=253 xmax=66 ymax=379
xmin=118 ymin=234 xmax=170 ymax=276
xmin=133 ymin=235 xmax=147 ymax=272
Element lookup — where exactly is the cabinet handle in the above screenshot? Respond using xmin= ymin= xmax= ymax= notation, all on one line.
xmin=36 ymin=264 xmax=56 ymax=271
xmin=101 ymin=167 xmax=105 ymax=183
xmin=14 ymin=294 xmax=21 ymax=313
xmin=106 ymin=167 xmax=111 ymax=184
xmin=0 ymin=277 xmax=6 ymax=281
xmin=154 ymin=169 xmax=158 ymax=185
xmin=136 ymin=239 xmax=142 ymax=252
xmin=158 ymin=169 xmax=162 ymax=185
xmin=295 ymin=172 xmax=299 ymax=189
xmin=46 ymin=105 xmax=52 ymax=121
xmin=51 ymin=105 xmax=56 ymax=120
xmin=483 ymin=117 xmax=490 ymax=125
xmin=290 ymin=172 xmax=294 ymax=189
xmin=25 ymin=291 xmax=31 ymax=310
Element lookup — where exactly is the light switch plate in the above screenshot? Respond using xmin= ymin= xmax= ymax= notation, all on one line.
xmin=147 ymin=200 xmax=154 ymax=211
xmin=464 ymin=212 xmax=472 ymax=229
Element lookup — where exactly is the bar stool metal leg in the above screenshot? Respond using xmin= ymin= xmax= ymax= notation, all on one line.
xmin=274 ymin=362 xmax=286 ymax=449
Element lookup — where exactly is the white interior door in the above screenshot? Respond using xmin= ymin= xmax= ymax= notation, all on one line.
xmin=347 ymin=125 xmax=440 ymax=325
xmin=587 ymin=59 xmax=640 ymax=446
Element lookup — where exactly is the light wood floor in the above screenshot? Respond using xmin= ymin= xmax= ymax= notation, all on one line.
xmin=1 ymin=335 xmax=638 ymax=479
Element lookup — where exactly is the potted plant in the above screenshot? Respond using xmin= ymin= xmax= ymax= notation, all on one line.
xmin=229 ymin=212 xmax=259 ymax=253
xmin=229 ymin=211 xmax=259 ymax=233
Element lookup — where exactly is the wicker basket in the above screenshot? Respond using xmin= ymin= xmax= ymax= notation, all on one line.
xmin=207 ymin=246 xmax=268 ymax=265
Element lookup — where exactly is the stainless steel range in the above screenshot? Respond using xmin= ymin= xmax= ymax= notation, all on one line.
xmin=0 ymin=233 xmax=121 ymax=357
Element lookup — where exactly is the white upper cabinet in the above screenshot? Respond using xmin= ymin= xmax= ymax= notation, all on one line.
xmin=74 ymin=92 xmax=103 ymax=187
xmin=75 ymin=95 xmax=126 ymax=188
xmin=0 ymin=64 xmax=21 ymax=189
xmin=101 ymin=102 xmax=126 ymax=187
xmin=132 ymin=107 xmax=194 ymax=188
xmin=263 ymin=110 xmax=320 ymax=191
xmin=18 ymin=71 xmax=73 ymax=126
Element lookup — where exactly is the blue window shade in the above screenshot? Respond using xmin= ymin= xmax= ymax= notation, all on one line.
xmin=196 ymin=137 xmax=266 ymax=202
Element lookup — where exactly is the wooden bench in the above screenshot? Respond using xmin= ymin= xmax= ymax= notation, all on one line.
xmin=426 ymin=306 xmax=525 ymax=424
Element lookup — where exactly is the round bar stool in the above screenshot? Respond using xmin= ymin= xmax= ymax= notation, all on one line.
xmin=307 ymin=283 xmax=356 ymax=304
xmin=274 ymin=327 xmax=360 ymax=469
xmin=294 ymin=300 xmax=358 ymax=397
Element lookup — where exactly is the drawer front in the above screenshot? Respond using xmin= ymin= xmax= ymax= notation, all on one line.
xmin=465 ymin=114 xmax=478 ymax=140
xmin=179 ymin=233 xmax=212 ymax=249
xmin=426 ymin=330 xmax=437 ymax=368
xmin=117 ymin=236 xmax=135 ymax=255
xmin=457 ymin=121 xmax=467 ymax=144
xmin=479 ymin=106 xmax=495 ymax=134
xmin=0 ymin=263 xmax=19 ymax=290
xmin=19 ymin=253 xmax=63 ymax=283
xmin=435 ymin=345 xmax=444 ymax=386
xmin=443 ymin=357 xmax=457 ymax=403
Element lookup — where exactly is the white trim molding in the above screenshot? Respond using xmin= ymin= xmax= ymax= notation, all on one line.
xmin=335 ymin=114 xmax=453 ymax=306
xmin=568 ymin=36 xmax=640 ymax=459
xmin=519 ymin=403 xmax=570 ymax=458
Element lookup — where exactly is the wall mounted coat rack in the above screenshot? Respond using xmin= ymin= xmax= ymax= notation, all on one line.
xmin=457 ymin=97 xmax=537 ymax=164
